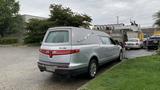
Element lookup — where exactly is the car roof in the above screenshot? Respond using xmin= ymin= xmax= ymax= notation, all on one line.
xmin=48 ymin=26 xmax=110 ymax=37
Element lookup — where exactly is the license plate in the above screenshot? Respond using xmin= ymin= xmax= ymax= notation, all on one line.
xmin=128 ymin=44 xmax=133 ymax=45
xmin=46 ymin=66 xmax=57 ymax=72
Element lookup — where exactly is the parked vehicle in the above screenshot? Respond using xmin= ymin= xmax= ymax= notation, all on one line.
xmin=38 ymin=27 xmax=123 ymax=78
xmin=146 ymin=35 xmax=160 ymax=50
xmin=125 ymin=38 xmax=143 ymax=49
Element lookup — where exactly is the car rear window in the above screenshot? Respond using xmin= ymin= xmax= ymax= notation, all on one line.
xmin=45 ymin=31 xmax=69 ymax=43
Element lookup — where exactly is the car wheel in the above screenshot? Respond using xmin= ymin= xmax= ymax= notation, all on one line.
xmin=118 ymin=51 xmax=123 ymax=61
xmin=88 ymin=59 xmax=98 ymax=78
xmin=147 ymin=46 xmax=151 ymax=50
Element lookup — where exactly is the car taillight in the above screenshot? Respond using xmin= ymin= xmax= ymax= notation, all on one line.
xmin=39 ymin=49 xmax=80 ymax=58
xmin=51 ymin=49 xmax=80 ymax=55
xmin=39 ymin=49 xmax=50 ymax=55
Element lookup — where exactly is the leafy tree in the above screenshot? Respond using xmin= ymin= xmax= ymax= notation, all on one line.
xmin=154 ymin=11 xmax=160 ymax=27
xmin=24 ymin=19 xmax=55 ymax=44
xmin=0 ymin=0 xmax=20 ymax=37
xmin=9 ymin=15 xmax=25 ymax=34
xmin=24 ymin=4 xmax=92 ymax=44
xmin=49 ymin=4 xmax=92 ymax=28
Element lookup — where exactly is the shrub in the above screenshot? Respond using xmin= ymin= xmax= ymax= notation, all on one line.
xmin=0 ymin=38 xmax=18 ymax=44
xmin=157 ymin=48 xmax=160 ymax=55
xmin=24 ymin=19 xmax=55 ymax=44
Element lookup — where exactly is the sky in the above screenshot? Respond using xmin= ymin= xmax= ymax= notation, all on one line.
xmin=19 ymin=0 xmax=160 ymax=27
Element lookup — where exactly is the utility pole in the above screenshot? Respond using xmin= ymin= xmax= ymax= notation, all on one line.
xmin=117 ymin=16 xmax=119 ymax=24
xmin=130 ymin=18 xmax=132 ymax=23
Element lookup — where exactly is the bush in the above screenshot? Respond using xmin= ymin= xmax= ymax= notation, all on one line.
xmin=24 ymin=19 xmax=55 ymax=44
xmin=157 ymin=48 xmax=160 ymax=55
xmin=0 ymin=38 xmax=18 ymax=44
xmin=24 ymin=32 xmax=45 ymax=44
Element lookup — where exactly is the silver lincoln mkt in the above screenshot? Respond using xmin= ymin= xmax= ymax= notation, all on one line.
xmin=38 ymin=27 xmax=123 ymax=78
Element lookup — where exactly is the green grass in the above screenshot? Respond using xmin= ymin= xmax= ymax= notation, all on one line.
xmin=83 ymin=55 xmax=160 ymax=90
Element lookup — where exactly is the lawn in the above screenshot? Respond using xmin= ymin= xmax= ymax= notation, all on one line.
xmin=82 ymin=55 xmax=160 ymax=90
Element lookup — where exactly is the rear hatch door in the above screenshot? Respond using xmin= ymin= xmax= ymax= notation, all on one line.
xmin=39 ymin=28 xmax=72 ymax=64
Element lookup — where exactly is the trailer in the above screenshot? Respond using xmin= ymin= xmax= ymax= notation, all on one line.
xmin=93 ymin=24 xmax=143 ymax=42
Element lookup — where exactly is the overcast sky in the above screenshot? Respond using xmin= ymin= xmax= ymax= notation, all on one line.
xmin=19 ymin=0 xmax=160 ymax=27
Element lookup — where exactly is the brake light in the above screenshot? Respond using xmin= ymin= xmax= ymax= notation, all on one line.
xmin=52 ymin=49 xmax=80 ymax=55
xmin=39 ymin=49 xmax=80 ymax=58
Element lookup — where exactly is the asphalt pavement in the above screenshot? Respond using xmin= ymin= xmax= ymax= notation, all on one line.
xmin=0 ymin=47 xmax=155 ymax=90
xmin=125 ymin=49 xmax=155 ymax=59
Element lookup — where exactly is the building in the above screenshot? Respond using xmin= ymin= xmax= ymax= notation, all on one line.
xmin=21 ymin=14 xmax=47 ymax=23
xmin=93 ymin=24 xmax=141 ymax=42
xmin=141 ymin=27 xmax=155 ymax=37
xmin=141 ymin=27 xmax=160 ymax=38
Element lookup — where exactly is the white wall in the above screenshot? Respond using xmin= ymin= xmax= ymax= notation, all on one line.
xmin=127 ymin=31 xmax=138 ymax=38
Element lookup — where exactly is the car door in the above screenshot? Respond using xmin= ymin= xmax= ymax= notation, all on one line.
xmin=99 ymin=36 xmax=113 ymax=63
xmin=109 ymin=38 xmax=120 ymax=59
xmin=40 ymin=29 xmax=72 ymax=64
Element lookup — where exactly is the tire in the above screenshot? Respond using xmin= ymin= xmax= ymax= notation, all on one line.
xmin=87 ymin=59 xmax=98 ymax=79
xmin=147 ymin=46 xmax=151 ymax=50
xmin=117 ymin=51 xmax=123 ymax=61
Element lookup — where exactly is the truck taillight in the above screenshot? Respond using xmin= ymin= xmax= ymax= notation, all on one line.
xmin=39 ymin=49 xmax=80 ymax=58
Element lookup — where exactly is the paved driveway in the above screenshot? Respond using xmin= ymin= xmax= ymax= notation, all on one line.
xmin=0 ymin=47 xmax=155 ymax=90
xmin=125 ymin=49 xmax=155 ymax=59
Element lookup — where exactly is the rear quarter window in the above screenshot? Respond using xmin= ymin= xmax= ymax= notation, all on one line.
xmin=100 ymin=36 xmax=112 ymax=45
xmin=45 ymin=31 xmax=69 ymax=43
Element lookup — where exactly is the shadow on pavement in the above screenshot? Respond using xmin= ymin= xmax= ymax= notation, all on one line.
xmin=44 ymin=60 xmax=120 ymax=86
xmin=33 ymin=60 xmax=120 ymax=90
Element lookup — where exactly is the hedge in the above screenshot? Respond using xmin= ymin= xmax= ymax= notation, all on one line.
xmin=0 ymin=38 xmax=18 ymax=44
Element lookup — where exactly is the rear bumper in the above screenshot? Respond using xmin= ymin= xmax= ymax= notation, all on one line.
xmin=125 ymin=45 xmax=141 ymax=49
xmin=147 ymin=45 xmax=158 ymax=49
xmin=37 ymin=61 xmax=88 ymax=75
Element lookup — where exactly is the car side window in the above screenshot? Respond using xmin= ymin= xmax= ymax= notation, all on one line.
xmin=100 ymin=36 xmax=111 ymax=45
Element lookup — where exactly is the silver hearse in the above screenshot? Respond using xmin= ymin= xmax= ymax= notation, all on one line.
xmin=38 ymin=27 xmax=123 ymax=78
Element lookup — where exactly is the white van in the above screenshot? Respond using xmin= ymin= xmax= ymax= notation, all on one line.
xmin=38 ymin=27 xmax=123 ymax=78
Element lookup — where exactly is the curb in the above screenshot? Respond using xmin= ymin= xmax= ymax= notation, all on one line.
xmin=0 ymin=45 xmax=27 ymax=47
xmin=77 ymin=53 xmax=156 ymax=90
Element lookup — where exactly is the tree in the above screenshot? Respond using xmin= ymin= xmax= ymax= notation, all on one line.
xmin=49 ymin=4 xmax=92 ymax=28
xmin=154 ymin=11 xmax=160 ymax=27
xmin=24 ymin=4 xmax=92 ymax=44
xmin=0 ymin=0 xmax=20 ymax=37
xmin=24 ymin=19 xmax=55 ymax=44
xmin=9 ymin=15 xmax=25 ymax=34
